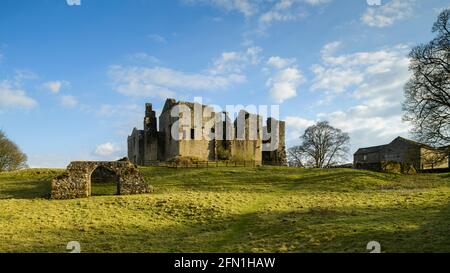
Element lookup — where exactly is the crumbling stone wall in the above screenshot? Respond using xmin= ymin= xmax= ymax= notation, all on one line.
xmin=355 ymin=161 xmax=417 ymax=174
xmin=51 ymin=159 xmax=151 ymax=199
xmin=128 ymin=99 xmax=287 ymax=166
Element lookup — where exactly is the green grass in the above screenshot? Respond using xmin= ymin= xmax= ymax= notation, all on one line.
xmin=0 ymin=167 xmax=449 ymax=253
xmin=91 ymin=182 xmax=119 ymax=196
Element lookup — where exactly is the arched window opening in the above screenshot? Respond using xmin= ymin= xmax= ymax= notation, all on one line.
xmin=90 ymin=166 xmax=120 ymax=196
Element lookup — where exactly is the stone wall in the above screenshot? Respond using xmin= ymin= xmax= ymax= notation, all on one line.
xmin=128 ymin=128 xmax=144 ymax=165
xmin=354 ymin=137 xmax=449 ymax=171
xmin=51 ymin=159 xmax=151 ymax=199
xmin=129 ymin=99 xmax=287 ymax=165
xmin=179 ymin=140 xmax=216 ymax=161
xmin=354 ymin=161 xmax=417 ymax=174
xmin=231 ymin=140 xmax=262 ymax=162
xmin=420 ymin=147 xmax=449 ymax=170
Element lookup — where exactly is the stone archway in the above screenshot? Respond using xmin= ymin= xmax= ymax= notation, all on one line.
xmin=51 ymin=159 xmax=151 ymax=199
xmin=90 ymin=166 xmax=121 ymax=196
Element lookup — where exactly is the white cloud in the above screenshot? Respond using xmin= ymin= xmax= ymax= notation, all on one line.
xmin=311 ymin=64 xmax=364 ymax=93
xmin=109 ymin=47 xmax=259 ymax=98
xmin=127 ymin=53 xmax=160 ymax=64
xmin=304 ymin=0 xmax=330 ymax=5
xmin=265 ymin=56 xmax=306 ymax=103
xmin=297 ymin=42 xmax=414 ymax=154
xmin=184 ymin=0 xmax=258 ymax=17
xmin=108 ymin=65 xmax=245 ymax=98
xmin=185 ymin=0 xmax=330 ymax=28
xmin=42 ymin=80 xmax=70 ymax=94
xmin=94 ymin=142 xmax=122 ymax=157
xmin=362 ymin=0 xmax=414 ymax=27
xmin=317 ymin=107 xmax=411 ymax=153
xmin=285 ymin=116 xmax=315 ymax=142
xmin=60 ymin=95 xmax=78 ymax=108
xmin=259 ymin=10 xmax=298 ymax=25
xmin=311 ymin=42 xmax=410 ymax=95
xmin=41 ymin=80 xmax=78 ymax=108
xmin=0 ymin=80 xmax=37 ymax=110
xmin=66 ymin=0 xmax=81 ymax=6
xmin=267 ymin=67 xmax=306 ymax=103
xmin=208 ymin=46 xmax=262 ymax=75
xmin=267 ymin=56 xmax=296 ymax=69
xmin=148 ymin=34 xmax=167 ymax=44
xmin=14 ymin=69 xmax=39 ymax=82
xmin=95 ymin=103 xmax=148 ymax=137
xmin=258 ymin=0 xmax=311 ymax=28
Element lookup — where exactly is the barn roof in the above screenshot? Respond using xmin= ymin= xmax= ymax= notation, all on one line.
xmin=391 ymin=136 xmax=435 ymax=149
xmin=354 ymin=136 xmax=439 ymax=155
xmin=354 ymin=144 xmax=388 ymax=155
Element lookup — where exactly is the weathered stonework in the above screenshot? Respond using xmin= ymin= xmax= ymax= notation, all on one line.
xmin=51 ymin=159 xmax=151 ymax=199
xmin=354 ymin=136 xmax=449 ymax=172
xmin=128 ymin=99 xmax=287 ymax=165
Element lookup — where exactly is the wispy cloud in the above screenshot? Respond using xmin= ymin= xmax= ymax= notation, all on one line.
xmin=285 ymin=116 xmax=315 ymax=143
xmin=362 ymin=0 xmax=415 ymax=27
xmin=258 ymin=0 xmax=310 ymax=29
xmin=42 ymin=80 xmax=70 ymax=94
xmin=94 ymin=142 xmax=122 ymax=157
xmin=148 ymin=34 xmax=167 ymax=44
xmin=208 ymin=46 xmax=262 ymax=75
xmin=127 ymin=53 xmax=160 ymax=64
xmin=66 ymin=0 xmax=81 ymax=6
xmin=0 ymin=80 xmax=37 ymax=110
xmin=292 ymin=42 xmax=414 ymax=152
xmin=108 ymin=65 xmax=245 ymax=98
xmin=311 ymin=42 xmax=410 ymax=96
xmin=183 ymin=0 xmax=258 ymax=17
xmin=109 ymin=47 xmax=261 ymax=98
xmin=60 ymin=95 xmax=78 ymax=108
xmin=95 ymin=103 xmax=146 ymax=137
xmin=184 ymin=0 xmax=332 ymax=31
xmin=267 ymin=56 xmax=296 ymax=69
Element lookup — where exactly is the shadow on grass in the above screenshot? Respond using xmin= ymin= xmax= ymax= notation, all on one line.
xmin=2 ymin=167 xmax=450 ymax=252
xmin=142 ymin=167 xmax=441 ymax=194
xmin=0 ymin=179 xmax=51 ymax=199
xmin=91 ymin=182 xmax=119 ymax=196
xmin=8 ymin=200 xmax=450 ymax=253
xmin=331 ymin=201 xmax=450 ymax=253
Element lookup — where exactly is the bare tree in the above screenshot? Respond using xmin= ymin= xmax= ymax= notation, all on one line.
xmin=403 ymin=9 xmax=450 ymax=150
xmin=290 ymin=121 xmax=350 ymax=168
xmin=287 ymin=146 xmax=305 ymax=167
xmin=0 ymin=130 xmax=28 ymax=172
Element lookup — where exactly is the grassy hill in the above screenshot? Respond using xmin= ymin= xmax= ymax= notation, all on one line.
xmin=0 ymin=167 xmax=449 ymax=253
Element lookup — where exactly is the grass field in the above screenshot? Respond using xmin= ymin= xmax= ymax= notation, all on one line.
xmin=0 ymin=167 xmax=450 ymax=253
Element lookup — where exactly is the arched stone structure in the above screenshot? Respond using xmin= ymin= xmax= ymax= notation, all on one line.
xmin=51 ymin=159 xmax=151 ymax=199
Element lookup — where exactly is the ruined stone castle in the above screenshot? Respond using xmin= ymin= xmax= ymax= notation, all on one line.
xmin=128 ymin=99 xmax=286 ymax=165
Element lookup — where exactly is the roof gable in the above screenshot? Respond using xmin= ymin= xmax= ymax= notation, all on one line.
xmin=354 ymin=144 xmax=388 ymax=155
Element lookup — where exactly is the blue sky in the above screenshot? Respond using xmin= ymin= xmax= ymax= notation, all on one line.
xmin=0 ymin=0 xmax=448 ymax=167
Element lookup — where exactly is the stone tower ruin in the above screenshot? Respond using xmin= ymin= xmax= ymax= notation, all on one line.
xmin=128 ymin=98 xmax=287 ymax=165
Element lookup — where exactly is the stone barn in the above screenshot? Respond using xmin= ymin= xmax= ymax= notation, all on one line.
xmin=354 ymin=137 xmax=449 ymax=171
